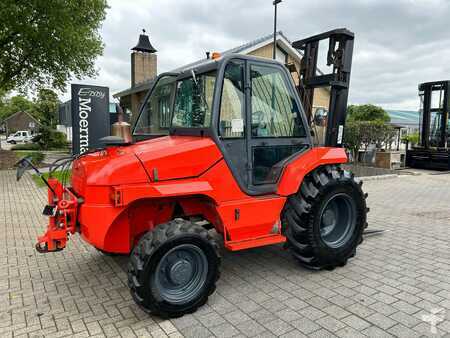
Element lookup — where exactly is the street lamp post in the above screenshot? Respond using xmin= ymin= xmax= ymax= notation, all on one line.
xmin=273 ymin=0 xmax=282 ymax=60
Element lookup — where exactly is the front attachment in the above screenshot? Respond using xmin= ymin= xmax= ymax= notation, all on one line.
xmin=36 ymin=178 xmax=79 ymax=253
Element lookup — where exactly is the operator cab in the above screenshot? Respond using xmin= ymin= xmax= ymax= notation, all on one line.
xmin=132 ymin=54 xmax=311 ymax=195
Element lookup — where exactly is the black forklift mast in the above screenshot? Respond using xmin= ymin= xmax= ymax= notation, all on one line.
xmin=406 ymin=80 xmax=450 ymax=170
xmin=292 ymin=28 xmax=354 ymax=147
xmin=418 ymin=81 xmax=450 ymax=149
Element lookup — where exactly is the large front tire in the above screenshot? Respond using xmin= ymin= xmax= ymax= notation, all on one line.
xmin=128 ymin=219 xmax=220 ymax=318
xmin=283 ymin=165 xmax=368 ymax=270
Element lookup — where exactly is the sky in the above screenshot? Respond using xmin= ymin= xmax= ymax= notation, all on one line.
xmin=63 ymin=0 xmax=450 ymax=111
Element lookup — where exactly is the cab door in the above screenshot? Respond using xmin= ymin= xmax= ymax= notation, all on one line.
xmin=246 ymin=61 xmax=309 ymax=192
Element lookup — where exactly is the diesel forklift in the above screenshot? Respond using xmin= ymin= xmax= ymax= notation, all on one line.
xmin=406 ymin=81 xmax=450 ymax=170
xmin=17 ymin=28 xmax=368 ymax=318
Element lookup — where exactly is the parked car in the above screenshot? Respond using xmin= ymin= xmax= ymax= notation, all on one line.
xmin=6 ymin=130 xmax=34 ymax=144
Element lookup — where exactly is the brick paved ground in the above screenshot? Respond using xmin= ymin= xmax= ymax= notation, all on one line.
xmin=0 ymin=170 xmax=449 ymax=337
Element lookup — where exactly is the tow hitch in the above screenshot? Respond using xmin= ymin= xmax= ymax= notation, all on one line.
xmin=16 ymin=157 xmax=79 ymax=253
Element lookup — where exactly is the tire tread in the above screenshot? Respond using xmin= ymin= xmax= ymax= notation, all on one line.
xmin=283 ymin=165 xmax=368 ymax=270
xmin=127 ymin=219 xmax=220 ymax=318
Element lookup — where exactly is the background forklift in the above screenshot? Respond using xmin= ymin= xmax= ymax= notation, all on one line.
xmin=18 ymin=28 xmax=368 ymax=318
xmin=406 ymin=81 xmax=450 ymax=170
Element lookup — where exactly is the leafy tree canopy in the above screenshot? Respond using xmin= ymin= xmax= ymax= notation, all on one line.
xmin=0 ymin=0 xmax=107 ymax=92
xmin=344 ymin=120 xmax=397 ymax=162
xmin=347 ymin=104 xmax=391 ymax=123
xmin=0 ymin=89 xmax=59 ymax=126
xmin=0 ymin=95 xmax=34 ymax=121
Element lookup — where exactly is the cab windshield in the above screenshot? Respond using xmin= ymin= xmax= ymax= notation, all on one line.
xmin=172 ymin=71 xmax=216 ymax=128
xmin=133 ymin=75 xmax=177 ymax=136
xmin=133 ymin=71 xmax=216 ymax=136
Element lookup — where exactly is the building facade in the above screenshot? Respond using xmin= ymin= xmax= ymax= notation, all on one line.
xmin=1 ymin=111 xmax=40 ymax=136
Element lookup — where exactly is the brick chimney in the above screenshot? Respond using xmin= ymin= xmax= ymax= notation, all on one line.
xmin=131 ymin=29 xmax=157 ymax=87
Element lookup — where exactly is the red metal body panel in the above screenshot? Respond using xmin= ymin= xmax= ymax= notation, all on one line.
xmin=277 ymin=147 xmax=347 ymax=196
xmin=133 ymin=136 xmax=223 ymax=181
xmin=71 ymin=148 xmax=149 ymax=197
xmin=217 ymin=196 xmax=286 ymax=240
xmin=39 ymin=138 xmax=348 ymax=254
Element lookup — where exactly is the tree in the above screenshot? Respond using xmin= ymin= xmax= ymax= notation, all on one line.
xmin=0 ymin=0 xmax=107 ymax=92
xmin=343 ymin=121 xmax=363 ymax=162
xmin=401 ymin=132 xmax=419 ymax=148
xmin=0 ymin=95 xmax=34 ymax=121
xmin=33 ymin=126 xmax=67 ymax=150
xmin=0 ymin=90 xmax=7 ymax=111
xmin=347 ymin=104 xmax=391 ymax=123
xmin=344 ymin=121 xmax=396 ymax=163
xmin=34 ymin=89 xmax=59 ymax=127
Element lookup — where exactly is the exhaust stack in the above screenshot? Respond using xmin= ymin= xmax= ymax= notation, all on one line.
xmin=111 ymin=104 xmax=132 ymax=144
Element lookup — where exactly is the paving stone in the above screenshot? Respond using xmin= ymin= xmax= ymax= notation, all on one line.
xmin=223 ymin=309 xmax=251 ymax=326
xmin=438 ymin=318 xmax=450 ymax=333
xmin=298 ymin=306 xmax=327 ymax=321
xmin=341 ymin=315 xmax=371 ymax=331
xmin=366 ymin=312 xmax=397 ymax=330
xmin=253 ymin=331 xmax=277 ymax=338
xmin=209 ymin=322 xmax=240 ymax=338
xmin=346 ymin=302 xmax=375 ymax=318
xmin=368 ymin=301 xmax=398 ymax=316
xmin=372 ymin=292 xmax=398 ymax=305
xmin=362 ymin=325 xmax=394 ymax=337
xmin=195 ymin=310 xmax=226 ymax=328
xmin=335 ymin=326 xmax=367 ymax=338
xmin=170 ymin=316 xmax=200 ymax=330
xmin=316 ymin=316 xmax=347 ymax=333
xmin=276 ymin=308 xmax=302 ymax=322
xmin=392 ymin=300 xmax=420 ymax=314
xmin=235 ymin=319 xmax=266 ymax=336
xmin=284 ymin=297 xmax=308 ymax=310
xmin=308 ymin=328 xmax=339 ymax=338
xmin=387 ymin=323 xmax=422 ymax=338
xmin=261 ymin=318 xmax=294 ymax=336
xmin=290 ymin=317 xmax=321 ymax=335
xmin=279 ymin=329 xmax=307 ymax=338
xmin=179 ymin=325 xmax=211 ymax=338
xmin=322 ymin=305 xmax=351 ymax=320
xmin=389 ymin=311 xmax=421 ymax=328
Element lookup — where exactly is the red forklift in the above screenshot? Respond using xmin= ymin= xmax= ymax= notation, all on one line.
xmin=17 ymin=29 xmax=368 ymax=318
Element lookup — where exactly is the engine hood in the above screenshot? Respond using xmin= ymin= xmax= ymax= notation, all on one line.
xmin=71 ymin=135 xmax=223 ymax=195
xmin=132 ymin=135 xmax=223 ymax=181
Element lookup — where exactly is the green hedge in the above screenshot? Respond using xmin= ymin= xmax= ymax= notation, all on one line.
xmin=33 ymin=126 xmax=69 ymax=150
xmin=11 ymin=143 xmax=40 ymax=151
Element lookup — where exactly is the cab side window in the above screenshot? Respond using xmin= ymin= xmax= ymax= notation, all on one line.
xmin=219 ymin=61 xmax=245 ymax=138
xmin=250 ymin=65 xmax=305 ymax=138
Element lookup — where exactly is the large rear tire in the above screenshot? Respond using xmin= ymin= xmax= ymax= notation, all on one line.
xmin=283 ymin=165 xmax=368 ymax=270
xmin=128 ymin=219 xmax=220 ymax=318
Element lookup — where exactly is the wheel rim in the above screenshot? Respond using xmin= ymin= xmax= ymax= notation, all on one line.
xmin=319 ymin=193 xmax=356 ymax=248
xmin=154 ymin=244 xmax=208 ymax=304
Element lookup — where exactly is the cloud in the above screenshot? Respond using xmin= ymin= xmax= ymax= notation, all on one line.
xmin=63 ymin=0 xmax=450 ymax=110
